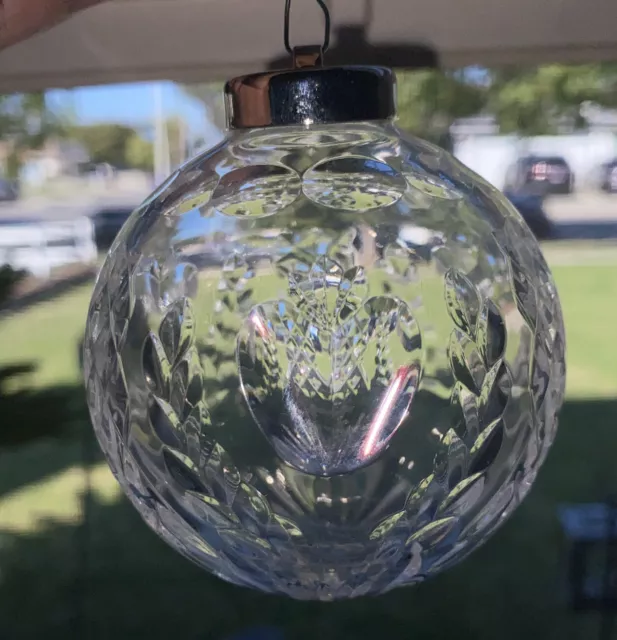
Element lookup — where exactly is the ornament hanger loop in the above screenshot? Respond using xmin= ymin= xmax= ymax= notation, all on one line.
xmin=284 ymin=0 xmax=331 ymax=56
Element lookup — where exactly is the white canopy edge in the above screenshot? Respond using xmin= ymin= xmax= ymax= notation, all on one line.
xmin=0 ymin=0 xmax=616 ymax=93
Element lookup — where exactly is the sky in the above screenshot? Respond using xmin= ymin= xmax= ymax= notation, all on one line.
xmin=46 ymin=81 xmax=222 ymax=147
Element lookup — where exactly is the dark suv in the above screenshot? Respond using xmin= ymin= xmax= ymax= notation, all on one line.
xmin=90 ymin=207 xmax=133 ymax=250
xmin=505 ymin=155 xmax=574 ymax=195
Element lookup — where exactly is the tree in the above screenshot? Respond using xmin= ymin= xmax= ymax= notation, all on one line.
xmin=125 ymin=133 xmax=154 ymax=171
xmin=396 ymin=64 xmax=617 ymax=139
xmin=181 ymin=83 xmax=226 ymax=133
xmin=396 ymin=69 xmax=487 ymax=149
xmin=70 ymin=123 xmax=136 ymax=167
xmin=0 ymin=92 xmax=67 ymax=179
xmin=488 ymin=63 xmax=617 ymax=135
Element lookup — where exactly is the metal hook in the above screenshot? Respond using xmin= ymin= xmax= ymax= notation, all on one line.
xmin=284 ymin=0 xmax=331 ymax=55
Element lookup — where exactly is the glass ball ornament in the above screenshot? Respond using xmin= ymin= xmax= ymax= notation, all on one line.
xmin=84 ymin=65 xmax=566 ymax=600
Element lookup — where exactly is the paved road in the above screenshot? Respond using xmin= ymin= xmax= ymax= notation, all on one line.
xmin=545 ymin=192 xmax=617 ymax=222
xmin=545 ymin=193 xmax=617 ymax=240
xmin=0 ymin=193 xmax=145 ymax=222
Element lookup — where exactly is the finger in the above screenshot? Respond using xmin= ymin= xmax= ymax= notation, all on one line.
xmin=0 ymin=0 xmax=103 ymax=50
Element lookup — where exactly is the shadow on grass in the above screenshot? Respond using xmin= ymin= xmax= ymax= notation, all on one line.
xmin=0 ymin=268 xmax=96 ymax=316
xmin=0 ymin=397 xmax=615 ymax=639
xmin=0 ymin=365 xmax=94 ymax=498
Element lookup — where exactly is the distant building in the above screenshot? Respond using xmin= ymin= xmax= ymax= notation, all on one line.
xmin=18 ymin=139 xmax=90 ymax=186
xmin=579 ymin=104 xmax=617 ymax=133
xmin=451 ymin=106 xmax=617 ymax=142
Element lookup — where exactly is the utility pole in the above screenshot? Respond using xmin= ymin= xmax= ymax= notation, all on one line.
xmin=153 ymin=83 xmax=170 ymax=185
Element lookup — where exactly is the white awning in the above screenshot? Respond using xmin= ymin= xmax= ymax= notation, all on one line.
xmin=0 ymin=0 xmax=616 ymax=93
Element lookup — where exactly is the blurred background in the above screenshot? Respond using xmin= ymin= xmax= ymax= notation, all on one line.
xmin=1 ymin=8 xmax=617 ymax=640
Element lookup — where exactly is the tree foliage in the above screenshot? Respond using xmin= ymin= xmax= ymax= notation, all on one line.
xmin=396 ymin=64 xmax=617 ymax=139
xmin=70 ymin=123 xmax=137 ymax=167
xmin=487 ymin=64 xmax=617 ymax=135
xmin=396 ymin=69 xmax=487 ymax=148
xmin=125 ymin=133 xmax=154 ymax=171
xmin=70 ymin=122 xmax=156 ymax=170
xmin=0 ymin=92 xmax=66 ymax=178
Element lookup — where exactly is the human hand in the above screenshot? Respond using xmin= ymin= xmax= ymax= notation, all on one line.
xmin=0 ymin=0 xmax=105 ymax=50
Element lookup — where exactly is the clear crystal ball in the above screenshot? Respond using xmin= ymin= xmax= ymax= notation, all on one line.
xmin=84 ymin=121 xmax=565 ymax=599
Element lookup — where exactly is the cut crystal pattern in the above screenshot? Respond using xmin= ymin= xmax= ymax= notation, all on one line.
xmin=84 ymin=122 xmax=565 ymax=600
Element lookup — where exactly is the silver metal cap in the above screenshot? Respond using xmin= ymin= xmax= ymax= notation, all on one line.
xmin=224 ymin=64 xmax=396 ymax=130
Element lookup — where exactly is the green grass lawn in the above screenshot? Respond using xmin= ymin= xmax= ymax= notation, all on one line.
xmin=0 ymin=286 xmax=91 ymax=390
xmin=0 ymin=244 xmax=616 ymax=639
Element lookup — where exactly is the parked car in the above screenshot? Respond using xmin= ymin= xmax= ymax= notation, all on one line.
xmin=504 ymin=190 xmax=553 ymax=239
xmin=90 ymin=207 xmax=133 ymax=250
xmin=598 ymin=158 xmax=617 ymax=193
xmin=504 ymin=155 xmax=574 ymax=195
